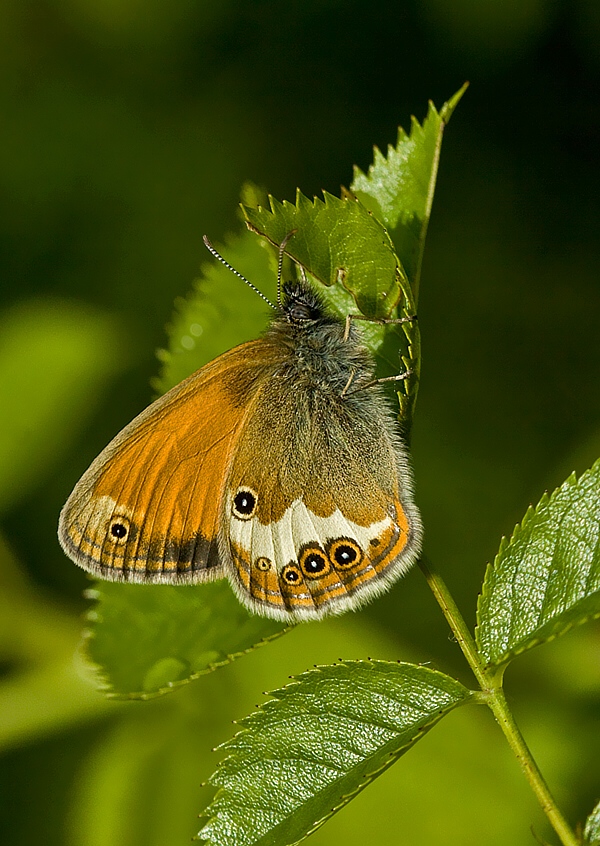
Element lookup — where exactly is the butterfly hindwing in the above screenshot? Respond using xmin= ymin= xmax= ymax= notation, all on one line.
xmin=223 ymin=378 xmax=422 ymax=620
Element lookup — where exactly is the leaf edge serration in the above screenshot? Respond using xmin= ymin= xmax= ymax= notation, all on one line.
xmin=475 ymin=459 xmax=600 ymax=668
xmin=82 ymin=583 xmax=291 ymax=701
xmin=196 ymin=660 xmax=473 ymax=846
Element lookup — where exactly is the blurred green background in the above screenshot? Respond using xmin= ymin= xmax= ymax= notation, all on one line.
xmin=1 ymin=1 xmax=599 ymax=844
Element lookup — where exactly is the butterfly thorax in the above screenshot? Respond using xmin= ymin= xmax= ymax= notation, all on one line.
xmin=263 ymin=280 xmax=374 ymax=395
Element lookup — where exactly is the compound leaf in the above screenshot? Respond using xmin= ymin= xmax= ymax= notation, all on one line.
xmin=81 ymin=83 xmax=458 ymax=695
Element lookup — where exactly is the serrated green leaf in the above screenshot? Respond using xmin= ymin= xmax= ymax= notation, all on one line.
xmin=86 ymin=581 xmax=287 ymax=699
xmin=198 ymin=661 xmax=472 ymax=846
xmin=476 ymin=459 xmax=600 ymax=667
xmin=584 ymin=798 xmax=600 ymax=845
xmin=242 ymin=190 xmax=420 ymax=426
xmin=243 ymin=190 xmax=412 ymax=317
xmin=351 ymin=84 xmax=467 ymax=300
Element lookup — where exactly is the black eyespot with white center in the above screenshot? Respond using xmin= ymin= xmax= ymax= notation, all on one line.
xmin=336 ymin=545 xmax=357 ymax=565
xmin=327 ymin=538 xmax=363 ymax=570
xmin=281 ymin=564 xmax=302 ymax=586
xmin=108 ymin=517 xmax=130 ymax=544
xmin=232 ymin=488 xmax=257 ymax=520
xmin=299 ymin=546 xmax=330 ymax=579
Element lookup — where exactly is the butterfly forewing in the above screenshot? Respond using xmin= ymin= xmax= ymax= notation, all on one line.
xmin=59 ymin=343 xmax=271 ymax=583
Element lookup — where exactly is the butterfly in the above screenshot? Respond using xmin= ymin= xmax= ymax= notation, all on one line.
xmin=58 ymin=234 xmax=422 ymax=621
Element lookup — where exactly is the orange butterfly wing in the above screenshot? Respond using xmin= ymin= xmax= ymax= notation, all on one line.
xmin=58 ymin=342 xmax=274 ymax=583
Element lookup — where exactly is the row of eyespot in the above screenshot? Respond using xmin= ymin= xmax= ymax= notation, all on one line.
xmin=254 ymin=539 xmax=365 ymax=585
xmin=108 ymin=518 xmax=369 ymax=587
xmin=105 ymin=488 xmax=264 ymax=543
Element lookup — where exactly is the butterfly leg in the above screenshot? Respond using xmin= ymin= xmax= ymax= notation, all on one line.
xmin=341 ymin=312 xmax=416 ymax=394
xmin=340 ymin=368 xmax=357 ymax=397
xmin=343 ymin=313 xmax=417 ymax=341
xmin=344 ymin=369 xmax=413 ymax=396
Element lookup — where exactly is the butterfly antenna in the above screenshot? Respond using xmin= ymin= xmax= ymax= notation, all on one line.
xmin=276 ymin=230 xmax=298 ymax=308
xmin=202 ymin=236 xmax=275 ymax=309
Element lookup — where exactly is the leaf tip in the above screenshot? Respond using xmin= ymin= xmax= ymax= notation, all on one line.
xmin=440 ymin=82 xmax=470 ymax=123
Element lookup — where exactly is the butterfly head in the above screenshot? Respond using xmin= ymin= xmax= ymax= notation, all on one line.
xmin=280 ymin=279 xmax=327 ymax=326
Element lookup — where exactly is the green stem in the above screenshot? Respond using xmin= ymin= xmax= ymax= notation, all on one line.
xmin=418 ymin=557 xmax=579 ymax=846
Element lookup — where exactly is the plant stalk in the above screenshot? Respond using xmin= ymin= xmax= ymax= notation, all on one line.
xmin=418 ymin=557 xmax=579 ymax=846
